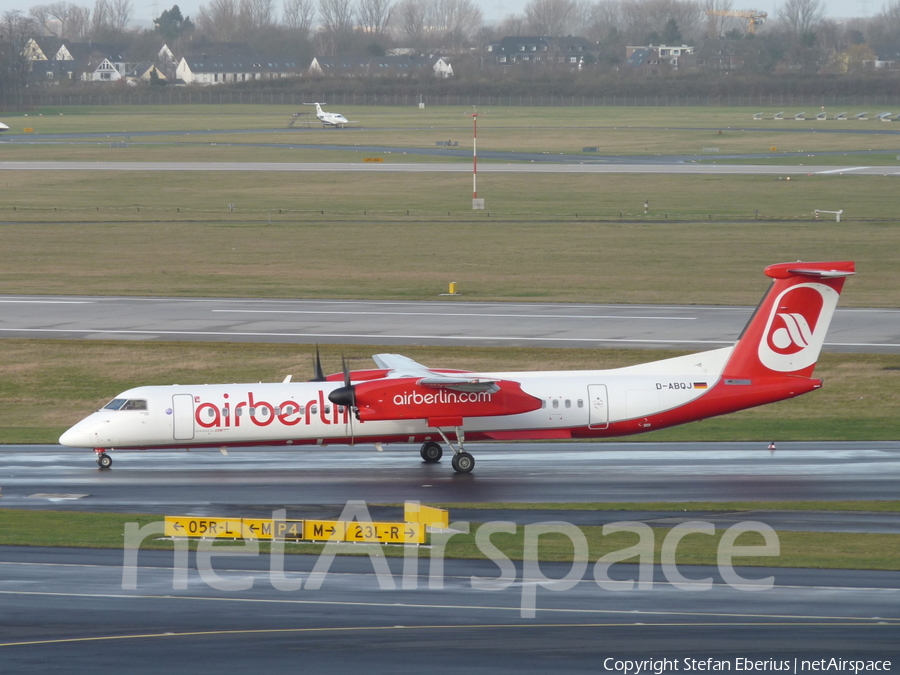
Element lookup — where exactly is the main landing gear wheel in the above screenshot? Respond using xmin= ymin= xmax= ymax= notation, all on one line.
xmin=97 ymin=453 xmax=112 ymax=469
xmin=451 ymin=452 xmax=474 ymax=474
xmin=420 ymin=441 xmax=443 ymax=463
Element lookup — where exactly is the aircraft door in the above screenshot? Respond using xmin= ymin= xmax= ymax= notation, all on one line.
xmin=172 ymin=394 xmax=195 ymax=441
xmin=587 ymin=385 xmax=609 ymax=429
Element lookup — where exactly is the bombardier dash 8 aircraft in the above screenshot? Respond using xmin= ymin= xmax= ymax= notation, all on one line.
xmin=305 ymin=102 xmax=355 ymax=128
xmin=60 ymin=261 xmax=854 ymax=472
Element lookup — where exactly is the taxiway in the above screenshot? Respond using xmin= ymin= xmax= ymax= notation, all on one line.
xmin=1 ymin=547 xmax=897 ymax=673
xmin=1 ymin=296 xmax=897 ymax=351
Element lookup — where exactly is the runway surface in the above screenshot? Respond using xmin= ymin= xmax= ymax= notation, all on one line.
xmin=3 ymin=124 xmax=900 ymax=166
xmin=2 ymin=295 xmax=897 ymax=351
xmin=1 ymin=546 xmax=898 ymax=673
xmin=4 ymin=442 xmax=899 ymax=515
xmin=4 ymin=441 xmax=898 ymax=671
xmin=2 ymin=160 xmax=900 ymax=175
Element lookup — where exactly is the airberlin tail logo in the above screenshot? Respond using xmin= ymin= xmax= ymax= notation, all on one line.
xmin=772 ymin=312 xmax=814 ymax=352
xmin=757 ymin=282 xmax=838 ymax=373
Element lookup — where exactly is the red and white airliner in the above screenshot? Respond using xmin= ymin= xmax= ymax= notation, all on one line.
xmin=60 ymin=261 xmax=854 ymax=472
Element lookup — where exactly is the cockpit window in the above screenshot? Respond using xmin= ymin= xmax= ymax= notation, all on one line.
xmin=103 ymin=399 xmax=147 ymax=411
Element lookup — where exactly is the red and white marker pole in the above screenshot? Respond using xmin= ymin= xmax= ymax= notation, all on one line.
xmin=472 ymin=109 xmax=477 ymax=200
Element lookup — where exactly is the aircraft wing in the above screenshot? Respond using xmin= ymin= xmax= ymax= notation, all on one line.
xmin=372 ymin=353 xmax=434 ymax=377
xmin=372 ymin=353 xmax=499 ymax=393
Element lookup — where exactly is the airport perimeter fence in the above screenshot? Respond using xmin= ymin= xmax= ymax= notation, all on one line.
xmin=17 ymin=91 xmax=900 ymax=108
xmin=0 ymin=204 xmax=877 ymax=223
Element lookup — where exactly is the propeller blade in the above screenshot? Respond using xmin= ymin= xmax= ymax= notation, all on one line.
xmin=341 ymin=355 xmax=354 ymax=445
xmin=342 ymin=355 xmax=351 ymax=389
xmin=328 ymin=355 xmax=357 ymax=408
xmin=311 ymin=344 xmax=325 ymax=382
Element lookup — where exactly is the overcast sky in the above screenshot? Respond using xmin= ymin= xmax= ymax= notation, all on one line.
xmin=0 ymin=0 xmax=879 ymax=32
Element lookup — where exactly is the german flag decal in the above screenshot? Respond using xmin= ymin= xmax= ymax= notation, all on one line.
xmin=693 ymin=382 xmax=709 ymax=389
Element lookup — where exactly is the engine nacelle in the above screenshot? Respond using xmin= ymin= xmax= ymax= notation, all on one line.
xmin=349 ymin=378 xmax=542 ymax=422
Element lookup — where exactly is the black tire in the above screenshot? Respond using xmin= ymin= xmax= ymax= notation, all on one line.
xmin=97 ymin=453 xmax=112 ymax=469
xmin=451 ymin=452 xmax=474 ymax=474
xmin=420 ymin=442 xmax=443 ymax=463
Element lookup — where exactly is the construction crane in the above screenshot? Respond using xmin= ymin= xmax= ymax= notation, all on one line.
xmin=706 ymin=9 xmax=768 ymax=35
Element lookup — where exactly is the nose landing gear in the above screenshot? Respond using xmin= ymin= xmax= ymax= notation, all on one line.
xmin=95 ymin=448 xmax=112 ymax=469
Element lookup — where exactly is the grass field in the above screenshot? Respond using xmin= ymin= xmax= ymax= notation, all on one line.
xmin=0 ymin=214 xmax=895 ymax=305
xmin=3 ymin=340 xmax=897 ymax=444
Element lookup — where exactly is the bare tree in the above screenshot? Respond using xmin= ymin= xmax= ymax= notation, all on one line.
xmin=46 ymin=2 xmax=74 ymax=38
xmin=496 ymin=11 xmax=528 ymax=36
xmin=358 ymin=0 xmax=393 ymax=35
xmin=701 ymin=0 xmax=733 ymax=37
xmin=29 ymin=5 xmax=55 ymax=35
xmin=196 ymin=0 xmax=242 ymax=40
xmin=317 ymin=0 xmax=355 ymax=54
xmin=241 ymin=0 xmax=276 ymax=28
xmin=866 ymin=0 xmax=900 ymax=45
xmin=434 ymin=0 xmax=482 ymax=50
xmin=584 ymin=0 xmax=623 ymax=42
xmin=319 ymin=0 xmax=355 ymax=33
xmin=91 ymin=0 xmax=109 ymax=34
xmin=524 ymin=0 xmax=577 ymax=36
xmin=611 ymin=0 xmax=702 ymax=43
xmin=779 ymin=0 xmax=823 ymax=34
xmin=282 ymin=0 xmax=316 ymax=34
xmin=108 ymin=0 xmax=133 ymax=30
xmin=68 ymin=4 xmax=91 ymax=37
xmin=568 ymin=0 xmax=595 ymax=35
xmin=394 ymin=0 xmax=428 ymax=47
xmin=0 ymin=11 xmax=37 ymax=106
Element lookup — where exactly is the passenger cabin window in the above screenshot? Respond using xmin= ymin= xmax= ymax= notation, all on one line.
xmin=565 ymin=400 xmax=571 ymax=408
xmin=552 ymin=400 xmax=559 ymax=409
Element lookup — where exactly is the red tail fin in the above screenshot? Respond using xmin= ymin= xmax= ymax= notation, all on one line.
xmin=723 ymin=261 xmax=855 ymax=380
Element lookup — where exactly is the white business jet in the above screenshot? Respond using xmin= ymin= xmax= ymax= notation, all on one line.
xmin=305 ymin=102 xmax=355 ymax=128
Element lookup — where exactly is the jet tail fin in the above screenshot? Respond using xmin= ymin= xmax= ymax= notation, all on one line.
xmin=722 ymin=261 xmax=855 ymax=380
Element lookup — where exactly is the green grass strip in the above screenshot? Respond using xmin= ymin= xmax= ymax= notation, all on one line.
xmin=408 ymin=501 xmax=900 ymax=513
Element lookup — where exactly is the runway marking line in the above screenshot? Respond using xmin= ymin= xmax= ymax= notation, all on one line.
xmin=815 ymin=167 xmax=871 ymax=175
xmin=212 ymin=310 xmax=697 ymax=321
xmin=1 ymin=621 xmax=897 ymax=648
xmin=3 ymin=562 xmax=900 ymax=595
xmin=0 ymin=327 xmax=736 ymax=345
xmin=1 ymin=589 xmax=898 ymax=625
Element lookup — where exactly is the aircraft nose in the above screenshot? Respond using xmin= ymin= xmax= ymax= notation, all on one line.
xmin=59 ymin=423 xmax=95 ymax=447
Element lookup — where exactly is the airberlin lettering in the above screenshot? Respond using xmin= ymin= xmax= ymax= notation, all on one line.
xmin=393 ymin=390 xmax=492 ymax=405
xmin=194 ymin=391 xmax=350 ymax=429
